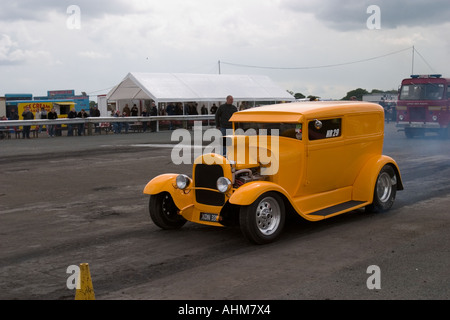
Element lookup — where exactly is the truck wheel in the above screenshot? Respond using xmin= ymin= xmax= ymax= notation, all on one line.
xmin=149 ymin=192 xmax=186 ymax=229
xmin=439 ymin=127 xmax=450 ymax=140
xmin=366 ymin=165 xmax=397 ymax=213
xmin=405 ymin=128 xmax=425 ymax=138
xmin=239 ymin=192 xmax=285 ymax=244
xmin=404 ymin=128 xmax=414 ymax=139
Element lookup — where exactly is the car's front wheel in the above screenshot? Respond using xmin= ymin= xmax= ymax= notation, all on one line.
xmin=239 ymin=192 xmax=285 ymax=244
xmin=149 ymin=192 xmax=187 ymax=229
xmin=366 ymin=165 xmax=397 ymax=213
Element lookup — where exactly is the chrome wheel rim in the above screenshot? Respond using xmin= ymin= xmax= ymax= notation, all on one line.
xmin=255 ymin=197 xmax=281 ymax=236
xmin=377 ymin=172 xmax=393 ymax=203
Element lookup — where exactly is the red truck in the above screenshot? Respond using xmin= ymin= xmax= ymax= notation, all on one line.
xmin=396 ymin=74 xmax=450 ymax=138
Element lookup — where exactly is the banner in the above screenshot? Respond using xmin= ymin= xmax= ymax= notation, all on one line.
xmin=18 ymin=102 xmax=54 ymax=117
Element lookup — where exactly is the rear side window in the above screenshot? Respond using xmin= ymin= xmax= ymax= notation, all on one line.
xmin=308 ymin=118 xmax=342 ymax=140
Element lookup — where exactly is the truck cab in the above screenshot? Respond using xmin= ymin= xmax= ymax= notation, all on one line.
xmin=396 ymin=74 xmax=450 ymax=138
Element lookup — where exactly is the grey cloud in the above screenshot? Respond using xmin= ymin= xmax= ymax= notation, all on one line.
xmin=0 ymin=0 xmax=135 ymax=21
xmin=282 ymin=0 xmax=450 ymax=30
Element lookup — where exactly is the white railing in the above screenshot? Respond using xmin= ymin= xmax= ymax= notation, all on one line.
xmin=0 ymin=115 xmax=216 ymax=134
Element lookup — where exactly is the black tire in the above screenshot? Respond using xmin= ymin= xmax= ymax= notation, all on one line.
xmin=404 ymin=128 xmax=414 ymax=139
xmin=439 ymin=127 xmax=450 ymax=140
xmin=239 ymin=192 xmax=285 ymax=244
xmin=149 ymin=192 xmax=186 ymax=229
xmin=366 ymin=165 xmax=397 ymax=213
xmin=405 ymin=128 xmax=425 ymax=139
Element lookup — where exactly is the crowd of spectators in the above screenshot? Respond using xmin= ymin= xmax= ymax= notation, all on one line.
xmin=0 ymin=101 xmax=225 ymax=139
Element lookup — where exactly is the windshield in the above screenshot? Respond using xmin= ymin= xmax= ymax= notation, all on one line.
xmin=234 ymin=122 xmax=302 ymax=140
xmin=399 ymin=83 xmax=445 ymax=100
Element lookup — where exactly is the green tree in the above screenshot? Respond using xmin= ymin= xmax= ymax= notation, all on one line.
xmin=341 ymin=88 xmax=369 ymax=101
xmin=294 ymin=92 xmax=305 ymax=99
xmin=287 ymin=90 xmax=306 ymax=100
xmin=370 ymin=89 xmax=398 ymax=95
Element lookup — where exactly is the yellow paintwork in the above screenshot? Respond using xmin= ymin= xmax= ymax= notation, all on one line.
xmin=144 ymin=101 xmax=403 ymax=225
xmin=143 ymin=174 xmax=194 ymax=212
xmin=74 ymin=263 xmax=95 ymax=300
xmin=352 ymin=155 xmax=402 ymax=201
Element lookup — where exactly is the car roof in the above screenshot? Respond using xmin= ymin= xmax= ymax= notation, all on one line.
xmin=230 ymin=101 xmax=383 ymax=123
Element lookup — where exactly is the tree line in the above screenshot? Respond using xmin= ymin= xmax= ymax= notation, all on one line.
xmin=288 ymin=88 xmax=398 ymax=101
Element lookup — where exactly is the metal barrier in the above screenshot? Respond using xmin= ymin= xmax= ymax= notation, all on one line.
xmin=0 ymin=115 xmax=215 ymax=136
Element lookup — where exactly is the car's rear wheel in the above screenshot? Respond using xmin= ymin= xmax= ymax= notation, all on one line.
xmin=149 ymin=192 xmax=187 ymax=229
xmin=366 ymin=165 xmax=397 ymax=213
xmin=239 ymin=192 xmax=285 ymax=244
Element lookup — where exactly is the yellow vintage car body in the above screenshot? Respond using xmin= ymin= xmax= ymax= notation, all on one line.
xmin=144 ymin=101 xmax=403 ymax=231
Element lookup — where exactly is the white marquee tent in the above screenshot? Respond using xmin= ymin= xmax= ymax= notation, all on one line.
xmin=106 ymin=72 xmax=295 ymax=103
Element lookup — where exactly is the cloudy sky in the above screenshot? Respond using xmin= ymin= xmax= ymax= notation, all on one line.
xmin=1 ymin=0 xmax=449 ymax=100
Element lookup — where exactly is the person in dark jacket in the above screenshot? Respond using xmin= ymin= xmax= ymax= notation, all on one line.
xmin=149 ymin=102 xmax=157 ymax=132
xmin=8 ymin=108 xmax=19 ymax=121
xmin=8 ymin=108 xmax=19 ymax=133
xmin=90 ymin=105 xmax=101 ymax=133
xmin=67 ymin=107 xmax=77 ymax=136
xmin=21 ymin=106 xmax=34 ymax=139
xmin=47 ymin=108 xmax=58 ymax=137
xmin=77 ymin=109 xmax=89 ymax=136
xmin=215 ymin=95 xmax=237 ymax=156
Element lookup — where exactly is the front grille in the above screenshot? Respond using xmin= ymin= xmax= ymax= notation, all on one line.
xmin=409 ymin=107 xmax=426 ymax=122
xmin=195 ymin=164 xmax=225 ymax=206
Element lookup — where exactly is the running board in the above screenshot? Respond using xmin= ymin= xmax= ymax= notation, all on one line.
xmin=307 ymin=201 xmax=366 ymax=217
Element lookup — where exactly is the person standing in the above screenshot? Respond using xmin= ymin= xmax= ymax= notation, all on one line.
xmin=149 ymin=102 xmax=157 ymax=132
xmin=35 ymin=108 xmax=41 ymax=133
xmin=166 ymin=103 xmax=176 ymax=130
xmin=122 ymin=111 xmax=129 ymax=134
xmin=215 ymin=95 xmax=237 ymax=156
xmin=39 ymin=107 xmax=47 ymax=134
xmin=123 ymin=104 xmax=131 ymax=116
xmin=47 ymin=108 xmax=58 ymax=137
xmin=91 ymin=105 xmax=101 ymax=133
xmin=21 ymin=106 xmax=34 ymax=139
xmin=67 ymin=107 xmax=77 ymax=136
xmin=8 ymin=107 xmax=19 ymax=134
xmin=8 ymin=108 xmax=19 ymax=121
xmin=113 ymin=110 xmax=122 ymax=134
xmin=77 ymin=109 xmax=89 ymax=136
xmin=141 ymin=107 xmax=149 ymax=132
xmin=210 ymin=103 xmax=217 ymax=114
xmin=131 ymin=104 xmax=139 ymax=116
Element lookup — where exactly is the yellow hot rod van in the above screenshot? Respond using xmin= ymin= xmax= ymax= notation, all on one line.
xmin=143 ymin=101 xmax=403 ymax=244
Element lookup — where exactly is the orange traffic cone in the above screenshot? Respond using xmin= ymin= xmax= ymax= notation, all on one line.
xmin=75 ymin=263 xmax=95 ymax=300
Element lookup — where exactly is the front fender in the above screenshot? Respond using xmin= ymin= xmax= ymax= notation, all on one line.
xmin=143 ymin=174 xmax=178 ymax=195
xmin=228 ymin=181 xmax=291 ymax=206
xmin=143 ymin=174 xmax=193 ymax=210
xmin=353 ymin=155 xmax=403 ymax=201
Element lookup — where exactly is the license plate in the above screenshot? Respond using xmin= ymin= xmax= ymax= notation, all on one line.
xmin=200 ymin=213 xmax=218 ymax=222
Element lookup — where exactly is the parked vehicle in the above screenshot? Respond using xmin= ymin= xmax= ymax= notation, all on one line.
xmin=144 ymin=101 xmax=403 ymax=244
xmin=396 ymin=74 xmax=450 ymax=138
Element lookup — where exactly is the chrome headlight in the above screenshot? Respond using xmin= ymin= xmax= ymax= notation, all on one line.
xmin=399 ymin=114 xmax=404 ymax=121
xmin=217 ymin=177 xmax=232 ymax=193
xmin=432 ymin=115 xmax=438 ymax=121
xmin=176 ymin=174 xmax=191 ymax=190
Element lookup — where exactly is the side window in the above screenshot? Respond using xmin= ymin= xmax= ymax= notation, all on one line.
xmin=447 ymin=85 xmax=450 ymax=99
xmin=308 ymin=118 xmax=342 ymax=141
